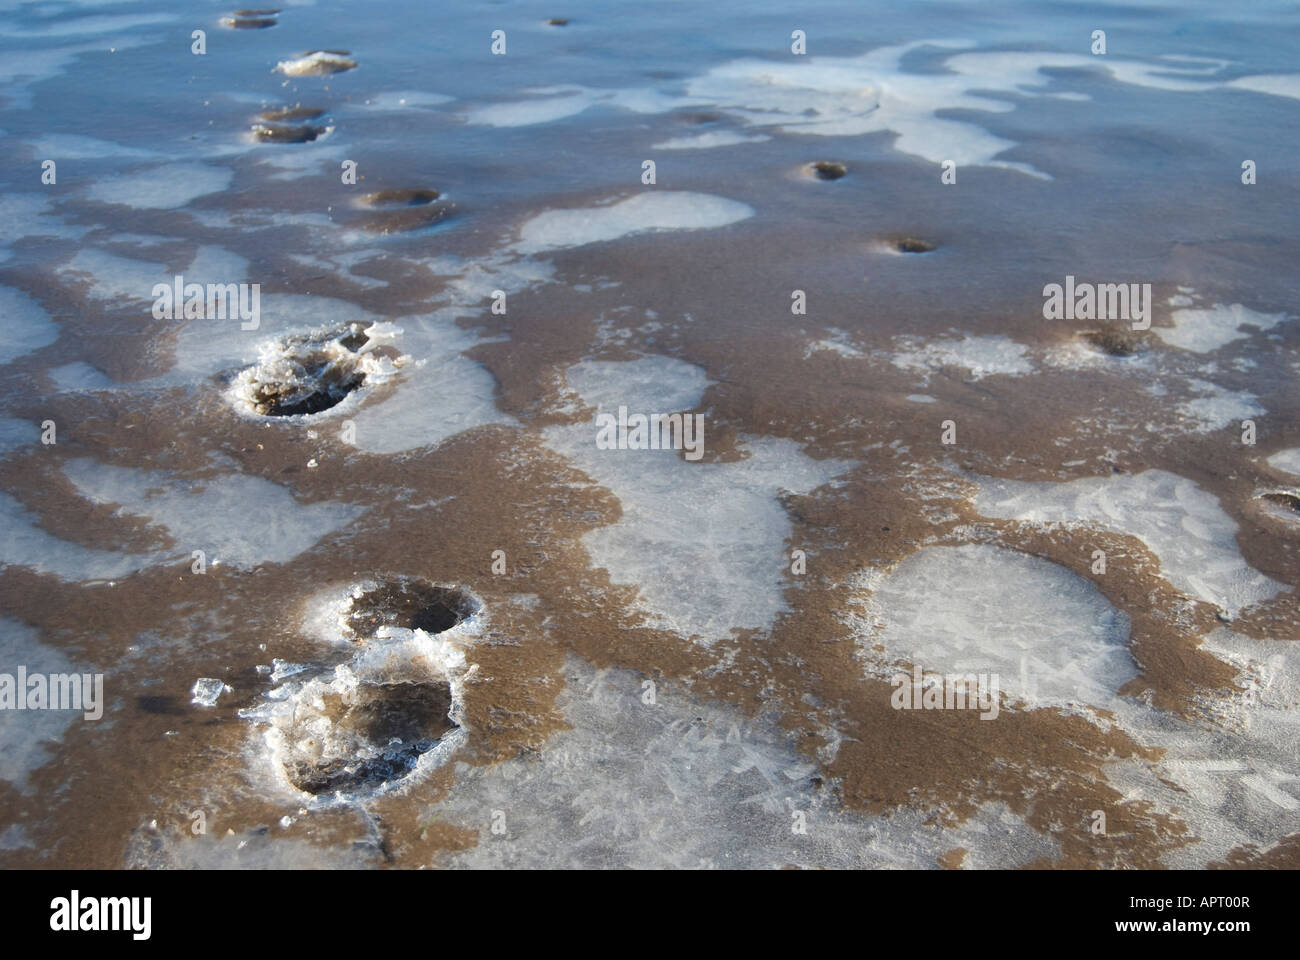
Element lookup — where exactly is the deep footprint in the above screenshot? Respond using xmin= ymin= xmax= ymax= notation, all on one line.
xmin=276 ymin=50 xmax=357 ymax=76
xmin=344 ymin=578 xmax=479 ymax=640
xmin=358 ymin=188 xmax=440 ymax=208
xmin=222 ymin=8 xmax=279 ymax=29
xmin=808 ymin=161 xmax=848 ymax=180
xmin=251 ymin=122 xmax=328 ymax=143
xmin=1080 ymin=328 xmax=1146 ymax=357
xmin=252 ymin=579 xmax=481 ymax=798
xmin=1255 ymin=490 xmax=1300 ymax=521
xmin=232 ymin=323 xmax=372 ymax=417
xmin=285 ymin=680 xmax=458 ymax=796
xmin=891 ymin=237 xmax=937 ymax=253
xmin=258 ymin=105 xmax=326 ymax=122
xmin=353 ymin=190 xmax=454 ymax=234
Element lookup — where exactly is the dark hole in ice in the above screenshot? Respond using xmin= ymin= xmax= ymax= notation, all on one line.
xmin=346 ymin=579 xmax=477 ymax=640
xmin=810 ymin=161 xmax=847 ymax=180
xmin=354 ymin=189 xmax=452 ymax=233
xmin=286 ymin=680 xmax=458 ymax=795
xmin=1259 ymin=492 xmax=1300 ymax=516
xmin=893 ymin=237 xmax=936 ymax=254
xmin=336 ymin=325 xmax=370 ymax=351
xmin=244 ymin=323 xmax=371 ymax=417
xmin=1081 ymin=329 xmax=1143 ymax=357
xmin=362 ymin=204 xmax=455 ymax=235
xmin=222 ymin=15 xmax=276 ymax=28
xmin=359 ymin=188 xmax=440 ymax=208
xmin=258 ymin=105 xmax=326 ymax=122
xmin=250 ymin=367 xmax=363 ymax=417
xmin=251 ymin=122 xmax=326 ymax=143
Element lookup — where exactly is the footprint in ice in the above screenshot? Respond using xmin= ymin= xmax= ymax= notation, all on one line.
xmin=251 ymin=121 xmax=329 ymax=143
xmin=229 ymin=322 xmax=375 ymax=418
xmin=250 ymin=105 xmax=330 ymax=143
xmin=245 ymin=577 xmax=481 ymax=799
xmin=257 ymin=105 xmax=326 ymax=122
xmin=806 ymin=161 xmax=848 ymax=181
xmin=1252 ymin=490 xmax=1300 ymax=525
xmin=1080 ymin=328 xmax=1147 ymax=357
xmin=889 ymin=237 xmax=936 ymax=253
xmin=282 ymin=678 xmax=459 ymax=795
xmin=353 ymin=188 xmax=455 ymax=234
xmin=275 ymin=50 xmax=358 ymax=77
xmin=342 ymin=577 xmax=479 ymax=642
xmin=222 ymin=9 xmax=279 ymax=29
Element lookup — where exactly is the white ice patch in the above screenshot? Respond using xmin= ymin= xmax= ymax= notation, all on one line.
xmin=350 ymin=90 xmax=452 ymax=111
xmin=651 ymin=130 xmax=770 ymax=150
xmin=1156 ymin=302 xmax=1289 ymax=353
xmin=853 ymin=544 xmax=1134 ymax=712
xmin=543 ymin=356 xmax=849 ymax=644
xmin=0 ymin=286 xmax=58 ymax=365
xmin=59 ymin=458 xmax=364 ymax=572
xmin=0 ymin=619 xmax=97 ymax=791
xmin=436 ymin=657 xmax=1060 ymax=868
xmin=468 ymin=42 xmax=1285 ymax=177
xmin=1227 ymin=74 xmax=1300 ymax=101
xmin=345 ymin=312 xmax=514 ymax=455
xmin=333 ymin=254 xmax=560 ymax=454
xmin=466 ymin=84 xmax=683 ymax=127
xmin=125 ymin=830 xmax=377 ymax=869
xmin=47 ymin=362 xmax=114 ymax=392
xmin=1175 ymin=379 xmax=1264 ymax=433
xmin=56 ymin=248 xmax=162 ymax=305
xmin=0 ymin=193 xmax=91 ymax=247
xmin=803 ymin=328 xmax=864 ymax=359
xmin=0 ymin=491 xmax=146 ymax=581
xmin=0 ymin=12 xmax=174 ymax=38
xmin=974 ymin=470 xmax=1285 ymax=618
xmin=511 ymin=192 xmax=753 ymax=255
xmin=255 ymin=140 xmax=346 ymax=181
xmin=1266 ymin=449 xmax=1300 ymax=479
xmin=1099 ymin=626 xmax=1300 ymax=867
xmin=87 ymin=163 xmax=233 ymax=210
xmin=891 ymin=334 xmax=1033 ymax=382
xmin=0 ymin=418 xmax=39 ymax=456
xmin=185 ymin=244 xmax=248 ymax=282
xmin=26 ymin=134 xmax=155 ymax=159
xmin=0 ymin=35 xmax=149 ymax=109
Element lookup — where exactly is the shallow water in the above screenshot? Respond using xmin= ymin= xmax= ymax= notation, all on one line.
xmin=0 ymin=0 xmax=1298 ymax=869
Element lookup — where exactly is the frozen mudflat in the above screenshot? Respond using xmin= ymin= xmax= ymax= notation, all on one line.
xmin=1 ymin=0 xmax=1298 ymax=871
